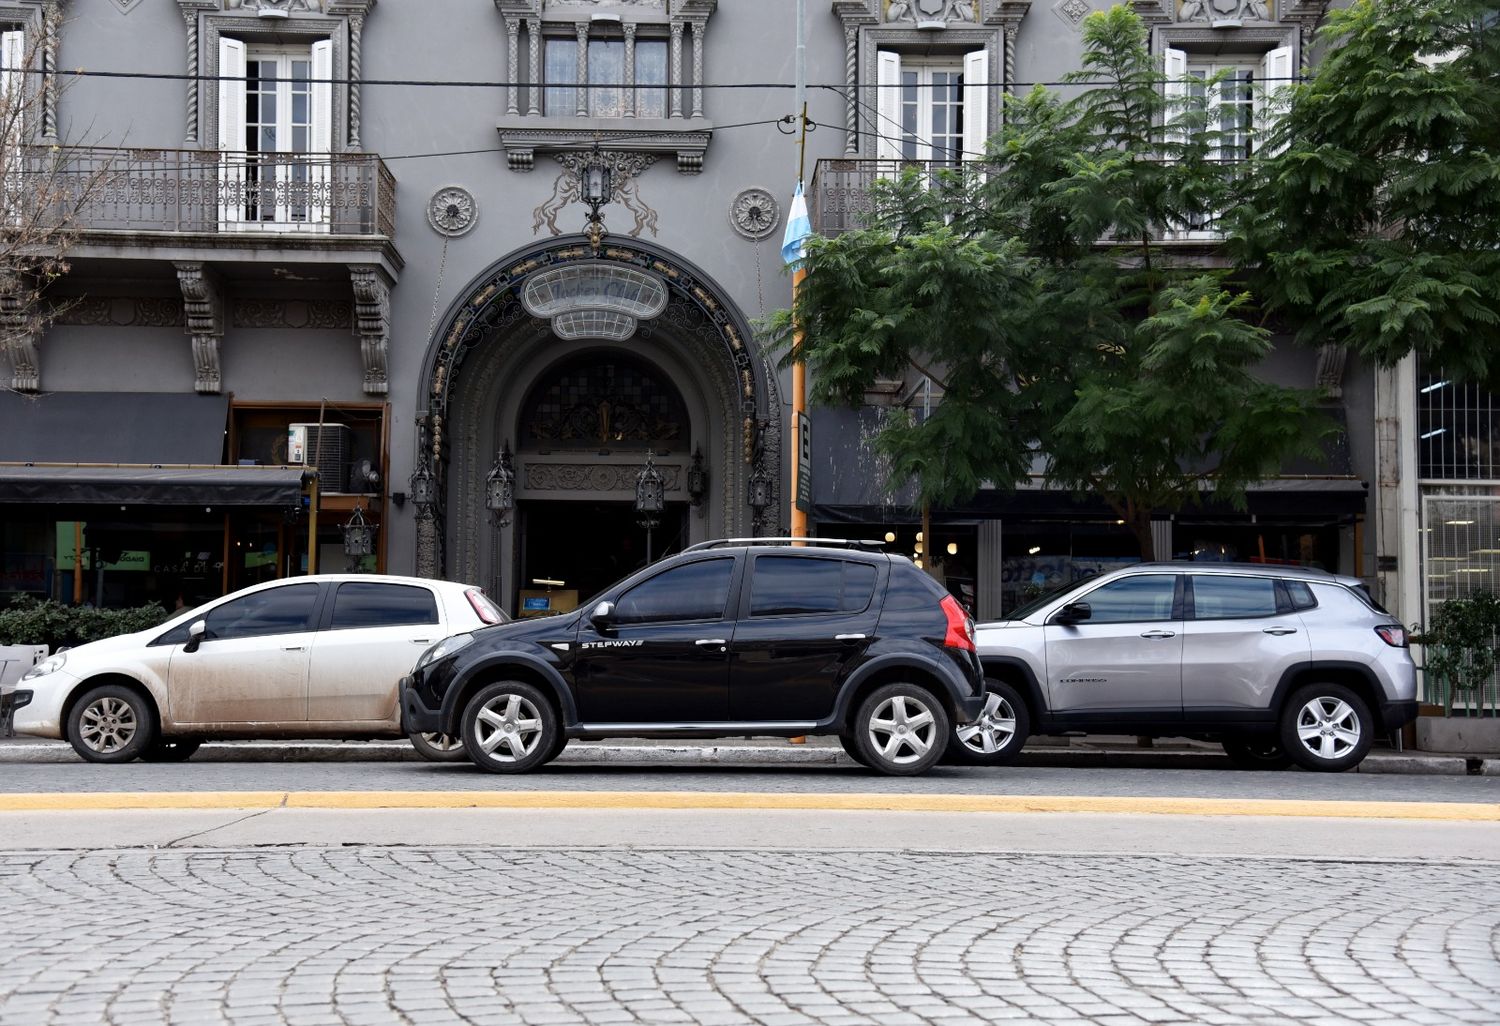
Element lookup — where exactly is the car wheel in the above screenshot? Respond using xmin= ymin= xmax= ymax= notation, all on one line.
xmin=1221 ymin=736 xmax=1293 ymax=770
xmin=837 ymin=732 xmax=872 ymax=768
xmin=408 ymin=731 xmax=469 ymax=763
xmin=947 ymin=681 xmax=1030 ymax=766
xmin=853 ymin=682 xmax=949 ymax=777
xmin=1279 ymin=683 xmax=1374 ymax=772
xmin=66 ymin=684 xmax=155 ymax=764
xmin=461 ymin=681 xmax=559 ymax=775
xmin=139 ymin=739 xmax=201 ymax=763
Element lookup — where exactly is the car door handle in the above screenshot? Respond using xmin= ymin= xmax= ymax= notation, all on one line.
xmin=695 ymin=638 xmax=727 ymax=647
xmin=1139 ymin=630 xmax=1176 ymax=640
xmin=409 ymin=638 xmax=433 ymax=644
xmin=282 ymin=645 xmax=305 ymax=652
xmin=1262 ymin=627 xmax=1299 ymax=636
xmin=835 ymin=633 xmax=867 ymax=641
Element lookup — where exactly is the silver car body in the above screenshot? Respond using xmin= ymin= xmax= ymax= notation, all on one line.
xmin=976 ymin=562 xmax=1417 ymax=737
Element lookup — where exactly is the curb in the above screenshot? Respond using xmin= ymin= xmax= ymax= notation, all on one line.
xmin=0 ymin=740 xmax=1493 ymax=775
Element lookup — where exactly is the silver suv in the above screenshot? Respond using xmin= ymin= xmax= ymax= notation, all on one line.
xmin=956 ymin=563 xmax=1418 ymax=772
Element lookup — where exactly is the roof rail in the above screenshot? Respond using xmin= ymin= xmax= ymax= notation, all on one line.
xmin=682 ymin=537 xmax=888 ymax=553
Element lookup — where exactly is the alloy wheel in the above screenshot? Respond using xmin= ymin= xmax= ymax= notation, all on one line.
xmin=1293 ymin=696 xmax=1362 ymax=762
xmin=419 ymin=733 xmax=463 ymax=753
xmin=79 ymin=697 xmax=139 ymax=755
xmin=472 ymin=694 xmax=543 ymax=763
xmin=955 ymin=690 xmax=1017 ymax=756
xmin=866 ymin=694 xmax=938 ymax=765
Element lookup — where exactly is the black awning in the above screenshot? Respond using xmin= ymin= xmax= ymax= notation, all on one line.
xmin=0 ymin=465 xmax=311 ymax=506
xmin=0 ymin=392 xmax=229 ymax=464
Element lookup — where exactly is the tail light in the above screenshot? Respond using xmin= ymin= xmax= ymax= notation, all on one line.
xmin=1375 ymin=625 xmax=1408 ymax=648
xmin=941 ymin=594 xmax=975 ymax=652
xmin=466 ymin=588 xmax=505 ymax=625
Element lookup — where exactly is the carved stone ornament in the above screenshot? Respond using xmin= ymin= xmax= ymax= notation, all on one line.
xmin=545 ymin=0 xmax=665 ymax=6
xmin=109 ymin=0 xmax=145 ymax=12
xmin=533 ymin=152 xmax=659 ymax=239
xmin=525 ymin=463 xmax=681 ymax=493
xmin=349 ymin=265 xmax=391 ymax=396
xmin=1053 ymin=0 xmax=1093 ymax=27
xmin=174 ymin=262 xmax=225 ymax=394
xmin=223 ymin=0 xmax=328 ymax=13
xmin=232 ymin=299 xmax=352 ymax=329
xmin=53 ymin=297 xmax=185 ymax=328
xmin=885 ymin=0 xmax=976 ymax=22
xmin=428 ymin=186 xmax=479 ymax=237
xmin=0 ymin=276 xmax=39 ymax=393
xmin=729 ymin=188 xmax=780 ymax=240
xmin=1176 ymin=0 xmax=1273 ymax=21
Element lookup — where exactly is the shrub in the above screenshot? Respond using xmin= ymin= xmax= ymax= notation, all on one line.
xmin=0 ymin=595 xmax=172 ymax=652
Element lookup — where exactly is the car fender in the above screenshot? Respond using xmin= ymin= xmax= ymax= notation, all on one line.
xmin=444 ymin=649 xmax=579 ymax=730
xmin=978 ymin=655 xmax=1048 ymax=719
xmin=1270 ymin=659 xmax=1385 ymax=719
xmin=828 ymin=646 xmax=975 ymax=726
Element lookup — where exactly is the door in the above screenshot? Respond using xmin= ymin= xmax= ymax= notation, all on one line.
xmin=167 ymin=582 xmax=321 ymax=724
xmin=1043 ymin=573 xmax=1184 ymax=720
xmin=307 ymin=581 xmax=443 ymax=723
xmin=1181 ymin=574 xmax=1309 ymax=713
xmin=729 ymin=554 xmax=883 ymax=722
xmin=572 ymin=556 xmax=738 ymax=724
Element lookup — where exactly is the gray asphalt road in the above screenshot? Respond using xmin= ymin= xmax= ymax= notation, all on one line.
xmin=3 ymin=756 xmax=1499 ymax=802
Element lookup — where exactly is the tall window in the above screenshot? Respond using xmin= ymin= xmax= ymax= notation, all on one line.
xmin=875 ymin=49 xmax=990 ymax=165
xmin=544 ymin=34 xmax=669 ymax=118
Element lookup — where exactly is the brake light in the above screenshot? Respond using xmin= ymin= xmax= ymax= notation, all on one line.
xmin=1375 ymin=625 xmax=1408 ymax=648
xmin=466 ymin=588 xmax=505 ymax=625
xmin=941 ymin=594 xmax=975 ymax=652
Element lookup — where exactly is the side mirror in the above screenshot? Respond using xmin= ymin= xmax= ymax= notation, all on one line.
xmin=1052 ymin=602 xmax=1091 ymax=626
xmin=184 ymin=619 xmax=207 ymax=653
xmin=590 ymin=600 xmax=616 ymax=628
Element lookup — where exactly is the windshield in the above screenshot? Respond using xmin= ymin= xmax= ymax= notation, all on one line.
xmin=1003 ymin=573 xmax=1101 ymax=622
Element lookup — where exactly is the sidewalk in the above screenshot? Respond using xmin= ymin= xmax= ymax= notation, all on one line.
xmin=1 ymin=734 xmax=1495 ymax=774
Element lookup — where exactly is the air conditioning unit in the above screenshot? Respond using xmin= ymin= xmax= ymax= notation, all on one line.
xmin=288 ymin=423 xmax=352 ymax=492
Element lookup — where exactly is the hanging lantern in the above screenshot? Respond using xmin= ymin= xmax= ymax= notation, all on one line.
xmin=687 ymin=446 xmax=708 ymax=508
xmin=635 ymin=449 xmax=665 ymax=517
xmin=747 ymin=465 xmax=771 ymax=516
xmin=485 ymin=443 xmax=516 ymax=526
xmin=408 ymin=454 xmax=436 ymax=511
xmin=341 ymin=506 xmax=374 ymax=559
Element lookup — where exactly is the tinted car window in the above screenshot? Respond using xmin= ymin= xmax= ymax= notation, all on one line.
xmin=1075 ymin=575 xmax=1175 ymax=623
xmin=1192 ymin=576 xmax=1279 ymax=619
xmin=750 ymin=556 xmax=877 ymax=616
xmin=614 ymin=559 xmax=733 ymax=624
xmin=1285 ymin=580 xmax=1318 ymax=611
xmin=329 ymin=582 xmax=439 ymax=629
xmin=203 ymin=584 xmax=320 ymax=640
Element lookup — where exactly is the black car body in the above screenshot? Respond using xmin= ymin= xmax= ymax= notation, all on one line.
xmin=401 ymin=539 xmax=985 ymax=775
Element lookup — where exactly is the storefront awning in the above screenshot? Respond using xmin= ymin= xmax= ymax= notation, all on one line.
xmin=0 ymin=464 xmax=312 ymax=506
xmin=0 ymin=391 xmax=230 ymax=464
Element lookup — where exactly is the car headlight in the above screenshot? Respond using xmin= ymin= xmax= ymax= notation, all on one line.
xmin=21 ymin=652 xmax=67 ymax=681
xmin=416 ymin=633 xmax=474 ymax=670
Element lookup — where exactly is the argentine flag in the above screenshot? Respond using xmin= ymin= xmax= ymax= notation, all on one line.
xmin=781 ymin=182 xmax=813 ymax=270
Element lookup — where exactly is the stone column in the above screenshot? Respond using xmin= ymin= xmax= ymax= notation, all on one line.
xmin=504 ymin=17 xmax=520 ymax=116
xmin=527 ymin=18 xmax=542 ymax=115
xmin=690 ymin=19 xmax=704 ymax=118
xmin=574 ymin=23 xmax=589 ymax=117
xmin=669 ymin=21 xmax=683 ymax=118
xmin=623 ymin=23 xmax=636 ymax=118
xmin=347 ymin=13 xmax=366 ymax=148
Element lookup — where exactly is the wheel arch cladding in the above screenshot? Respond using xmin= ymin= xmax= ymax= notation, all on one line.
xmin=1280 ymin=665 xmax=1382 ymax=728
xmin=64 ymin=675 xmax=160 ymax=734
xmin=447 ymin=660 xmax=573 ymax=735
xmin=981 ymin=658 xmax=1046 ymax=722
xmin=839 ymin=663 xmax=955 ymax=729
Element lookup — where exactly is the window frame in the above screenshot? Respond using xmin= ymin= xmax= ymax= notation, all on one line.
xmin=179 ymin=581 xmax=325 ymax=643
xmin=1063 ymin=573 xmax=1182 ymax=625
xmin=610 ymin=556 xmax=738 ymax=627
xmin=323 ymin=581 xmax=440 ymax=632
xmin=540 ymin=26 xmax=673 ymax=119
xmin=1184 ymin=574 xmax=1290 ymax=622
xmin=745 ymin=554 xmax=880 ymax=620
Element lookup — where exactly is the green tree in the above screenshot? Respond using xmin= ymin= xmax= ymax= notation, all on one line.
xmin=770 ymin=5 xmax=1329 ymax=559
xmin=1233 ymin=0 xmax=1500 ymax=383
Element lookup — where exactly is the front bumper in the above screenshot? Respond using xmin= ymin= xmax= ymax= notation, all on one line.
xmin=1380 ymin=698 xmax=1419 ymax=733
xmin=399 ymin=674 xmax=443 ymax=735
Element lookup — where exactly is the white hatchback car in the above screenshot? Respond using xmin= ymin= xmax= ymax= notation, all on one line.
xmin=9 ymin=574 xmax=506 ymax=764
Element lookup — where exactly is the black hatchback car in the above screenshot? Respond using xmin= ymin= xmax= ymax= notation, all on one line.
xmin=401 ymin=538 xmax=986 ymax=776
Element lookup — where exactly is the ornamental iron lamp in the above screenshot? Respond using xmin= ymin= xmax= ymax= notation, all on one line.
xmin=485 ymin=442 xmax=516 ymax=527
xmin=686 ymin=446 xmax=708 ymax=508
xmin=747 ymin=464 xmax=771 ymax=530
xmin=635 ymin=449 xmax=665 ymax=563
xmin=341 ymin=505 xmax=374 ymax=571
xmin=408 ymin=453 xmax=436 ymax=514
xmin=578 ymin=144 xmax=614 ymax=252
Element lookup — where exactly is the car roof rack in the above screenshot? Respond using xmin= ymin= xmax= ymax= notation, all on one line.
xmin=682 ymin=537 xmax=888 ymax=553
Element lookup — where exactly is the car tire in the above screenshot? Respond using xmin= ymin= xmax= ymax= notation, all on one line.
xmin=837 ymin=732 xmax=872 ymax=768
xmin=1220 ymin=736 xmax=1293 ymax=770
xmin=461 ymin=681 xmax=559 ymax=775
xmin=947 ymin=680 xmax=1030 ymax=766
xmin=66 ymin=684 xmax=155 ymax=764
xmin=852 ymin=682 xmax=949 ymax=777
xmin=1279 ymin=683 xmax=1374 ymax=772
xmin=408 ymin=731 xmax=469 ymax=763
xmin=139 ymin=739 xmax=201 ymax=763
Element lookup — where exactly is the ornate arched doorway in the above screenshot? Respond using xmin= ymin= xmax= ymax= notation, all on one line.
xmin=415 ymin=238 xmax=781 ymax=609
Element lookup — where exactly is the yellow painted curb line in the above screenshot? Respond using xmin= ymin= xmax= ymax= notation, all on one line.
xmin=0 ymin=790 xmax=1496 ymax=821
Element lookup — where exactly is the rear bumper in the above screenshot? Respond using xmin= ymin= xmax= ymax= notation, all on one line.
xmin=1380 ymin=698 xmax=1419 ymax=733
xmin=398 ymin=675 xmax=442 ymax=735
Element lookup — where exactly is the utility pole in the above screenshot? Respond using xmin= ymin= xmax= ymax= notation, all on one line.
xmin=790 ymin=0 xmax=810 ymax=542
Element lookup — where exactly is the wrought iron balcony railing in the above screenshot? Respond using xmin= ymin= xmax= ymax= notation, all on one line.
xmin=30 ymin=147 xmax=396 ymax=238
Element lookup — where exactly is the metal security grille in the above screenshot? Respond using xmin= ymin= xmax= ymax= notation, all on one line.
xmin=1417 ymin=371 xmax=1500 ymax=480
xmin=1420 ymin=491 xmax=1500 ymax=714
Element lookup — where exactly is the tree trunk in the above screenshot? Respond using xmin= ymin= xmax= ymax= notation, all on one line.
xmin=1129 ymin=507 xmax=1155 ymax=561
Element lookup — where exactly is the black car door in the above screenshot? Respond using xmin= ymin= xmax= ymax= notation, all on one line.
xmin=571 ymin=555 xmax=740 ymax=723
xmin=728 ymin=553 xmax=883 ymax=722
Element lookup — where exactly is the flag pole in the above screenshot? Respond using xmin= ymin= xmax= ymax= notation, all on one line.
xmin=790 ymin=0 xmax=809 ymax=542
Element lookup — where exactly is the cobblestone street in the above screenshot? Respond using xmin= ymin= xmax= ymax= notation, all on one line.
xmin=1 ymin=846 xmax=1496 ymax=1026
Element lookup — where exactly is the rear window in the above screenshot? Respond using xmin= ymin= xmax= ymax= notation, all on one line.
xmin=329 ymin=582 xmax=439 ymax=629
xmin=1284 ymin=581 xmax=1318 ymax=611
xmin=750 ymin=556 xmax=877 ymax=616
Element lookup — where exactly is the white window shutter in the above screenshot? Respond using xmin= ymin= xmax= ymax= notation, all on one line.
xmin=876 ymin=50 xmax=902 ymax=162
xmin=1162 ymin=47 xmax=1188 ymax=150
xmin=962 ymin=48 xmax=990 ymax=160
xmin=310 ymin=39 xmax=333 ymax=153
xmin=217 ymin=37 xmax=247 ymax=229
xmin=1 ymin=30 xmax=24 ymax=106
xmin=1256 ymin=45 xmax=1294 ymax=156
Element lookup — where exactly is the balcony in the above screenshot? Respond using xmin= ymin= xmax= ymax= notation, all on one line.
xmin=30 ymin=147 xmax=401 ymax=273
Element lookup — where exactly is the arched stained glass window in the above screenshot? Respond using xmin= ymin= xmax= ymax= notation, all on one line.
xmin=519 ymin=353 xmax=688 ymax=451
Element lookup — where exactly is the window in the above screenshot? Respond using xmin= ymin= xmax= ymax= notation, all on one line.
xmin=614 ymin=558 xmax=732 ymax=625
xmin=1191 ymin=576 xmax=1280 ymax=619
xmin=875 ymin=49 xmax=989 ymax=164
xmin=329 ymin=582 xmax=438 ymax=629
xmin=1075 ymin=575 xmax=1177 ymax=624
xmin=544 ymin=34 xmax=669 ymax=118
xmin=750 ymin=557 xmax=878 ymax=617
xmin=202 ymin=583 xmax=320 ymax=640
